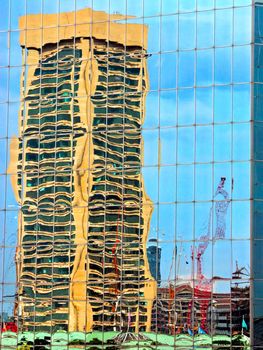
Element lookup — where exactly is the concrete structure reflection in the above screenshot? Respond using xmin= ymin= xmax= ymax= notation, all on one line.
xmin=9 ymin=8 xmax=156 ymax=332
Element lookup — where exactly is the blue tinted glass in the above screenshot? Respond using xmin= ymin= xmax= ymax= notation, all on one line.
xmin=196 ymin=87 xmax=213 ymax=124
xmin=178 ymin=51 xmax=195 ymax=87
xmin=197 ymin=11 xmax=214 ymax=49
xmin=161 ymin=52 xmax=177 ymax=89
xmin=178 ymin=127 xmax=194 ymax=163
xmin=255 ymin=163 xmax=263 ymax=202
xmin=196 ymin=49 xmax=213 ymax=86
xmin=215 ymin=47 xmax=231 ymax=85
xmin=234 ymin=6 xmax=251 ymax=45
xmin=143 ymin=130 xmax=159 ymax=166
xmin=160 ymin=90 xmax=177 ymax=127
xmin=196 ymin=126 xmax=213 ymax=162
xmin=233 ymin=46 xmax=251 ymax=83
xmin=179 ymin=0 xmax=196 ymax=12
xmin=214 ymin=85 xmax=232 ymax=123
xmin=233 ymin=162 xmax=250 ymax=200
xmin=178 ymin=88 xmax=195 ymax=125
xmin=197 ymin=0 xmax=214 ymax=10
xmin=214 ymin=124 xmax=232 ymax=161
xmin=161 ymin=15 xmax=178 ymax=52
xmin=233 ymin=84 xmax=251 ymax=122
xmin=0 ymin=32 xmax=9 ymax=67
xmin=195 ymin=164 xmax=213 ymax=200
xmin=0 ymin=0 xmax=9 ymax=31
xmin=160 ymin=167 xmax=176 ymax=202
xmin=254 ymin=201 xmax=263 ymax=237
xmin=255 ymin=122 xmax=263 ymax=160
xmin=177 ymin=165 xmax=194 ymax=201
xmin=179 ymin=12 xmax=196 ymax=49
xmin=255 ymin=5 xmax=263 ymax=44
xmin=146 ymin=16 xmax=161 ymax=53
xmin=148 ymin=54 xmax=160 ymax=90
xmin=215 ymin=8 xmax=233 ymax=46
xmin=0 ymin=68 xmax=8 ymax=102
xmin=162 ymin=0 xmax=178 ymax=14
xmin=144 ymin=0 xmax=161 ymax=16
xmin=233 ymin=123 xmax=251 ymax=161
xmin=126 ymin=0 xmax=143 ymax=16
xmin=234 ymin=0 xmax=251 ymax=5
xmin=160 ymin=129 xmax=177 ymax=165
xmin=0 ymin=104 xmax=7 ymax=138
xmin=255 ymin=84 xmax=263 ymax=121
xmin=11 ymin=0 xmax=26 ymax=29
xmin=145 ymin=91 xmax=159 ymax=128
xmin=255 ymin=45 xmax=263 ymax=83
xmin=215 ymin=0 xmax=232 ymax=8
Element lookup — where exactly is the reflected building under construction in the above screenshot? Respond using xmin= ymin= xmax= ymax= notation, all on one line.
xmin=9 ymin=8 xmax=156 ymax=332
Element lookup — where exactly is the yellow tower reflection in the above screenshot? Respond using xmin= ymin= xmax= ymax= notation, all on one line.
xmin=9 ymin=8 xmax=156 ymax=333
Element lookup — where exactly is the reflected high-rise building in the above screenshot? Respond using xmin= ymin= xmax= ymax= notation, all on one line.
xmin=9 ymin=8 xmax=156 ymax=332
xmin=147 ymin=239 xmax=161 ymax=286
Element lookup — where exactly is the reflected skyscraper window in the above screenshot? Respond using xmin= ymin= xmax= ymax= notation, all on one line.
xmin=0 ymin=0 xmax=259 ymax=348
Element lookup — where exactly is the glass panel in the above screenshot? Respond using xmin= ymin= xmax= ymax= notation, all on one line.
xmin=215 ymin=47 xmax=232 ymax=85
xmin=234 ymin=6 xmax=251 ymax=45
xmin=161 ymin=52 xmax=177 ymax=89
xmin=196 ymin=126 xmax=213 ymax=162
xmin=179 ymin=12 xmax=196 ymax=50
xmin=159 ymin=166 xmax=176 ymax=202
xmin=179 ymin=0 xmax=196 ymax=12
xmin=196 ymin=49 xmax=213 ymax=87
xmin=178 ymin=51 xmax=195 ymax=88
xmin=178 ymin=127 xmax=194 ymax=163
xmin=143 ymin=129 xmax=159 ymax=166
xmin=233 ymin=84 xmax=251 ymax=122
xmin=233 ymin=46 xmax=251 ymax=83
xmin=0 ymin=0 xmax=10 ymax=31
xmin=177 ymin=165 xmax=194 ymax=201
xmin=146 ymin=16 xmax=161 ymax=54
xmin=162 ymin=0 xmax=178 ymax=15
xmin=161 ymin=15 xmax=178 ymax=52
xmin=177 ymin=203 xmax=194 ymax=240
xmin=232 ymin=201 xmax=250 ymax=239
xmin=214 ymin=85 xmax=232 ymax=123
xmin=233 ymin=162 xmax=250 ymax=200
xmin=160 ymin=90 xmax=177 ymax=127
xmin=197 ymin=10 xmax=214 ymax=49
xmin=11 ymin=0 xmax=25 ymax=30
xmin=178 ymin=88 xmax=195 ymax=126
xmin=196 ymin=87 xmax=213 ymax=124
xmin=148 ymin=54 xmax=160 ymax=90
xmin=145 ymin=91 xmax=159 ymax=128
xmin=215 ymin=0 xmax=233 ymax=8
xmin=197 ymin=0 xmax=214 ymax=10
xmin=233 ymin=123 xmax=251 ymax=161
xmin=0 ymin=32 xmax=9 ymax=67
xmin=214 ymin=124 xmax=232 ymax=162
xmin=215 ymin=8 xmax=233 ymax=46
xmin=160 ymin=128 xmax=177 ymax=165
xmin=144 ymin=0 xmax=161 ymax=17
xmin=195 ymin=164 xmax=213 ymax=200
xmin=121 ymin=0 xmax=140 ymax=16
xmin=10 ymin=30 xmax=22 ymax=67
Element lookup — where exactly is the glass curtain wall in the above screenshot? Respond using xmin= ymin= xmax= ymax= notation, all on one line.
xmin=0 ymin=0 xmax=253 ymax=348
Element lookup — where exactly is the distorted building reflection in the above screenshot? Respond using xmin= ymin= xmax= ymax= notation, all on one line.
xmin=9 ymin=8 xmax=156 ymax=332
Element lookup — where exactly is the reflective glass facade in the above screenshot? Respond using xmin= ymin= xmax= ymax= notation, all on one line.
xmin=0 ymin=0 xmax=258 ymax=349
